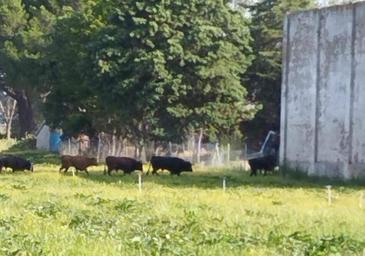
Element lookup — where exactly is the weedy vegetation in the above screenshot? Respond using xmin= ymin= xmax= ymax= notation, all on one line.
xmin=0 ymin=141 xmax=364 ymax=255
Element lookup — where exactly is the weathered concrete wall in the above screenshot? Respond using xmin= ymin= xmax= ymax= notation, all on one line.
xmin=36 ymin=125 xmax=50 ymax=151
xmin=281 ymin=2 xmax=365 ymax=179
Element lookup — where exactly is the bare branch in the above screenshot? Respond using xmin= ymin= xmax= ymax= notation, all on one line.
xmin=0 ymin=96 xmax=17 ymax=139
xmin=0 ymin=82 xmax=17 ymax=99
xmin=0 ymin=97 xmax=17 ymax=123
xmin=0 ymin=72 xmax=18 ymax=99
xmin=0 ymin=101 xmax=5 ymax=116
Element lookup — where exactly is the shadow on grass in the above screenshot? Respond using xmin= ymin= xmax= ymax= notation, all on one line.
xmin=0 ymin=149 xmax=60 ymax=165
xmin=77 ymin=167 xmax=365 ymax=190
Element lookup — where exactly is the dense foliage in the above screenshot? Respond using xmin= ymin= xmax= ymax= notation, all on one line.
xmin=43 ymin=0 xmax=258 ymax=145
xmin=0 ymin=0 xmax=319 ymax=145
xmin=0 ymin=0 xmax=84 ymax=137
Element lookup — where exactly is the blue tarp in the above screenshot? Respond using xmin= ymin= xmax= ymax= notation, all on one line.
xmin=50 ymin=131 xmax=62 ymax=152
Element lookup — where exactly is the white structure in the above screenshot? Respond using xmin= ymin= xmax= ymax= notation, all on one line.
xmin=36 ymin=123 xmax=50 ymax=151
xmin=280 ymin=2 xmax=365 ymax=179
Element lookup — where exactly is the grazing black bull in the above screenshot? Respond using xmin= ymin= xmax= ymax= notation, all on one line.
xmin=59 ymin=155 xmax=97 ymax=175
xmin=248 ymin=155 xmax=278 ymax=176
xmin=147 ymin=156 xmax=193 ymax=176
xmin=0 ymin=155 xmax=33 ymax=172
xmin=104 ymin=156 xmax=143 ymax=175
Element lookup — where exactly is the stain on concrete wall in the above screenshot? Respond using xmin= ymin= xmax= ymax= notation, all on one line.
xmin=281 ymin=2 xmax=365 ymax=179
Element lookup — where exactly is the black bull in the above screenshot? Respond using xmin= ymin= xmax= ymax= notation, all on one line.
xmin=248 ymin=155 xmax=278 ymax=176
xmin=147 ymin=156 xmax=193 ymax=176
xmin=0 ymin=156 xmax=33 ymax=172
xmin=104 ymin=156 xmax=143 ymax=175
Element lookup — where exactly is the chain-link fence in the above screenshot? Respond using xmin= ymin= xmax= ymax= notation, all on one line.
xmin=59 ymin=131 xmax=278 ymax=170
xmin=59 ymin=134 xmax=246 ymax=166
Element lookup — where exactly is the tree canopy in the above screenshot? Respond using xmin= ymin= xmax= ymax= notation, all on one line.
xmin=0 ymin=0 xmax=84 ymax=137
xmin=0 ymin=0 xmax=319 ymax=147
xmin=44 ymin=0 xmax=259 ymax=145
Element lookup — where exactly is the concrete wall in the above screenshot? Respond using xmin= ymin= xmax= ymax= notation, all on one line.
xmin=281 ymin=2 xmax=365 ymax=179
xmin=36 ymin=125 xmax=50 ymax=151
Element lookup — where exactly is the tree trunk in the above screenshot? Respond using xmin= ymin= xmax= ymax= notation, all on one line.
xmin=0 ymin=97 xmax=16 ymax=140
xmin=15 ymin=89 xmax=35 ymax=138
xmin=123 ymin=138 xmax=127 ymax=155
xmin=191 ymin=134 xmax=196 ymax=163
xmin=6 ymin=123 xmax=11 ymax=140
xmin=116 ymin=139 xmax=122 ymax=157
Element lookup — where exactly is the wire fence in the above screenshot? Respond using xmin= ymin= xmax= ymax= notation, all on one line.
xmin=59 ymin=134 xmax=246 ymax=167
xmin=58 ymin=131 xmax=279 ymax=170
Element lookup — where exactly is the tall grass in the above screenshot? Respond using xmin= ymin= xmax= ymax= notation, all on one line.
xmin=0 ymin=166 xmax=364 ymax=255
xmin=0 ymin=140 xmax=364 ymax=255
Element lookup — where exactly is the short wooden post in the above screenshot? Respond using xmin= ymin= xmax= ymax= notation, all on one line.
xmin=223 ymin=177 xmax=226 ymax=192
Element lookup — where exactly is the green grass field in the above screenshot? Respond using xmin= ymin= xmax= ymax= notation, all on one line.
xmin=0 ymin=141 xmax=365 ymax=255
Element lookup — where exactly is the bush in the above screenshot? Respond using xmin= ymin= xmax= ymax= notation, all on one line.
xmin=8 ymin=137 xmax=36 ymax=151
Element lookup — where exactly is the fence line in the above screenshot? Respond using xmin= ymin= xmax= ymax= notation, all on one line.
xmin=59 ymin=136 xmax=245 ymax=166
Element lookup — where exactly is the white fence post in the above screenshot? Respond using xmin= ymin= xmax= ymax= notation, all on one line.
xmin=138 ymin=173 xmax=143 ymax=192
xmin=326 ymin=185 xmax=332 ymax=206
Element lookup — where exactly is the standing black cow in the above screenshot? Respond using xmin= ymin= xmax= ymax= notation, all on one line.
xmin=248 ymin=155 xmax=278 ymax=176
xmin=104 ymin=156 xmax=143 ymax=175
xmin=147 ymin=156 xmax=193 ymax=176
xmin=0 ymin=155 xmax=33 ymax=172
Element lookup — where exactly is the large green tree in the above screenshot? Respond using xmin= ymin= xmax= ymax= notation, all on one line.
xmin=242 ymin=0 xmax=314 ymax=146
xmin=0 ymin=0 xmax=83 ymax=137
xmin=45 ymin=0 xmax=259 ymax=148
xmin=0 ymin=0 xmax=40 ymax=136
xmin=43 ymin=3 xmax=102 ymax=137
